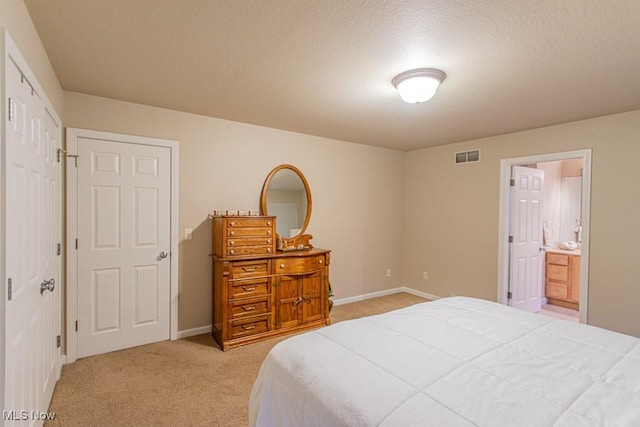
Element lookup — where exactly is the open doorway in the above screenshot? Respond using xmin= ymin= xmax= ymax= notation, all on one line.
xmin=497 ymin=150 xmax=591 ymax=324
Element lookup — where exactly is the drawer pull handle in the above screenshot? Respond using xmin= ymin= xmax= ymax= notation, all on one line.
xmin=229 ymin=250 xmax=235 ymax=255
xmin=242 ymin=286 xmax=257 ymax=291
xmin=280 ymin=263 xmax=285 ymax=269
xmin=242 ymin=324 xmax=256 ymax=331
xmin=230 ymin=221 xmax=235 ymax=226
xmin=267 ymin=239 xmax=272 ymax=244
xmin=318 ymin=259 xmax=323 ymax=264
xmin=242 ymin=305 xmax=257 ymax=311
xmin=242 ymin=266 xmax=256 ymax=272
xmin=267 ymin=221 xmax=272 ymax=226
xmin=292 ymin=296 xmax=303 ymax=305
xmin=267 ymin=248 xmax=272 ymax=253
xmin=267 ymin=230 xmax=272 ymax=235
xmin=229 ymin=241 xmax=235 ymax=246
xmin=230 ymin=231 xmax=235 ymax=236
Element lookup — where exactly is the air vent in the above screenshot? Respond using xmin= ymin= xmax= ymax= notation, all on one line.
xmin=454 ymin=149 xmax=480 ymax=164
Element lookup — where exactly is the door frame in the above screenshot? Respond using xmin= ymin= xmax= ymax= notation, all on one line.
xmin=65 ymin=128 xmax=179 ymax=363
xmin=497 ymin=149 xmax=592 ymax=323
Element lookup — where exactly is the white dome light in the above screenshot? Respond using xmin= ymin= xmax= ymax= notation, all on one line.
xmin=392 ymin=68 xmax=446 ymax=103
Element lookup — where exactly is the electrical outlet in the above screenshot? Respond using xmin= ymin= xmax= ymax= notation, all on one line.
xmin=422 ymin=272 xmax=429 ymax=280
xmin=386 ymin=268 xmax=392 ymax=277
xmin=185 ymin=228 xmax=193 ymax=240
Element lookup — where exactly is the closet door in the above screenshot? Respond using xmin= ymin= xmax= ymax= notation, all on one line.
xmin=4 ymin=50 xmax=61 ymax=424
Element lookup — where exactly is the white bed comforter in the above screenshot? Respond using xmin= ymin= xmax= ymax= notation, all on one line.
xmin=249 ymin=297 xmax=640 ymax=426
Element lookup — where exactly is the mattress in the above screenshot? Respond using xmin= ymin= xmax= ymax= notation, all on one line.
xmin=249 ymin=296 xmax=640 ymax=426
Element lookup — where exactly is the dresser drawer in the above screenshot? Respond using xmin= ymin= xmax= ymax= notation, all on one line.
xmin=230 ymin=278 xmax=269 ymax=299
xmin=230 ymin=260 xmax=269 ymax=279
xmin=547 ymin=264 xmax=568 ymax=282
xmin=229 ymin=315 xmax=270 ymax=340
xmin=547 ymin=253 xmax=569 ymax=266
xmin=227 ymin=227 xmax=273 ymax=237
xmin=230 ymin=296 xmax=270 ymax=319
xmin=275 ymin=255 xmax=326 ymax=274
xmin=227 ymin=218 xmax=273 ymax=228
xmin=228 ymin=237 xmax=273 ymax=248
xmin=227 ymin=246 xmax=274 ymax=257
xmin=546 ymin=281 xmax=568 ymax=299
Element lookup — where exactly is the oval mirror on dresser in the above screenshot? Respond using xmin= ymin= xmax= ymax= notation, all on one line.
xmin=260 ymin=164 xmax=313 ymax=250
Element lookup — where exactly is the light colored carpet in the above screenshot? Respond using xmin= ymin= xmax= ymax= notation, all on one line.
xmin=46 ymin=292 xmax=428 ymax=426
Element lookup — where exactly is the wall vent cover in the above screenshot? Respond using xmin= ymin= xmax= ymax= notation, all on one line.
xmin=454 ymin=149 xmax=480 ymax=164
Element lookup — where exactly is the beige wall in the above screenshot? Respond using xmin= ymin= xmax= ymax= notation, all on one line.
xmin=63 ymin=92 xmax=406 ymax=331
xmin=404 ymin=109 xmax=640 ymax=337
xmin=0 ymin=0 xmax=64 ymax=114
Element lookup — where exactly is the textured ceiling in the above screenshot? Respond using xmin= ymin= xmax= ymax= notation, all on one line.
xmin=24 ymin=0 xmax=640 ymax=151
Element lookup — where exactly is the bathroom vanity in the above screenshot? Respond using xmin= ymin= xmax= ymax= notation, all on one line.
xmin=545 ymin=249 xmax=580 ymax=310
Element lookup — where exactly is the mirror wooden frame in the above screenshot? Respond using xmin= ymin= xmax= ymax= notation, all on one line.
xmin=260 ymin=164 xmax=313 ymax=250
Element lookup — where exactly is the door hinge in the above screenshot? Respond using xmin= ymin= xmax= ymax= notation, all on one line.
xmin=58 ymin=149 xmax=79 ymax=166
xmin=75 ymin=238 xmax=78 ymax=250
xmin=8 ymin=97 xmax=14 ymax=122
xmin=7 ymin=278 xmax=12 ymax=301
xmin=510 ymin=178 xmax=515 ymax=187
xmin=75 ymin=321 xmax=78 ymax=332
xmin=507 ymin=291 xmax=512 ymax=299
xmin=57 ymin=243 xmax=62 ymax=256
xmin=508 ymin=235 xmax=513 ymax=243
xmin=56 ymin=335 xmax=61 ymax=348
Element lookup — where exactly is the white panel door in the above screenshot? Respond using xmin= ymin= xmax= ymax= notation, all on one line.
xmin=76 ymin=137 xmax=171 ymax=358
xmin=509 ymin=166 xmax=545 ymax=312
xmin=5 ymin=58 xmax=61 ymax=424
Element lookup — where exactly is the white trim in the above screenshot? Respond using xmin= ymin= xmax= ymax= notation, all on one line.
xmin=333 ymin=287 xmax=439 ymax=306
xmin=178 ymin=325 xmax=212 ymax=339
xmin=497 ymin=149 xmax=591 ymax=324
xmin=65 ymin=128 xmax=179 ymax=363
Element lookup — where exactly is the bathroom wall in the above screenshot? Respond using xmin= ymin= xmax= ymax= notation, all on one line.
xmin=537 ymin=161 xmax=563 ymax=247
xmin=538 ymin=159 xmax=584 ymax=246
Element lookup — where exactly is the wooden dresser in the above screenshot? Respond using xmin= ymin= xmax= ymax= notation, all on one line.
xmin=545 ymin=252 xmax=580 ymax=310
xmin=211 ymin=214 xmax=331 ymax=350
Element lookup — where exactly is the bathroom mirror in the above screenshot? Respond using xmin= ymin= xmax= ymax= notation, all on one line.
xmin=260 ymin=164 xmax=313 ymax=250
xmin=559 ymin=176 xmax=582 ymax=243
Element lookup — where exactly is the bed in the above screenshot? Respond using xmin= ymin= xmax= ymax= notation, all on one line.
xmin=249 ymin=296 xmax=640 ymax=426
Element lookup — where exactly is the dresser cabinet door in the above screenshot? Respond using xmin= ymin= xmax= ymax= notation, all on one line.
xmin=274 ymin=269 xmax=327 ymax=328
xmin=275 ymin=275 xmax=301 ymax=329
xmin=302 ymin=270 xmax=325 ymax=323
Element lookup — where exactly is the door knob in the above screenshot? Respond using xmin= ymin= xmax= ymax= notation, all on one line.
xmin=158 ymin=251 xmax=169 ymax=260
xmin=40 ymin=278 xmax=55 ymax=295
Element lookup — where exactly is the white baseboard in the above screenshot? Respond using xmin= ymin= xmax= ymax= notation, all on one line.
xmin=333 ymin=287 xmax=441 ymax=307
xmin=178 ymin=325 xmax=212 ymax=339
xmin=400 ymin=287 xmax=441 ymax=301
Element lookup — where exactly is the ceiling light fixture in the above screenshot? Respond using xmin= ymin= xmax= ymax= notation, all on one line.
xmin=392 ymin=68 xmax=446 ymax=103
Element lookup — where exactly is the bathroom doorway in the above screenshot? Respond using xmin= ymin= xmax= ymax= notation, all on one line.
xmin=497 ymin=150 xmax=592 ymax=324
